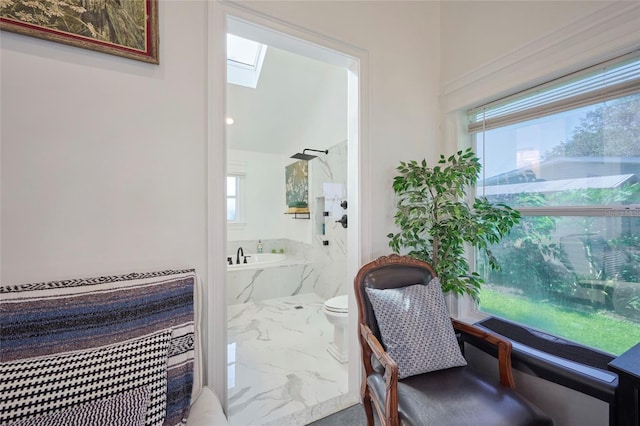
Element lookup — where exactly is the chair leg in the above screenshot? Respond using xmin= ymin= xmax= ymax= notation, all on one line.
xmin=363 ymin=391 xmax=375 ymax=426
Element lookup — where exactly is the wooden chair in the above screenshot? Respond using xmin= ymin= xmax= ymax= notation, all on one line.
xmin=354 ymin=254 xmax=553 ymax=426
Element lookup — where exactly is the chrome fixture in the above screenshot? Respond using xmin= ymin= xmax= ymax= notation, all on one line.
xmin=290 ymin=148 xmax=328 ymax=161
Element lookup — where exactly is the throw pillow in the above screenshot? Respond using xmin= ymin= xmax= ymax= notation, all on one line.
xmin=0 ymin=329 xmax=172 ymax=426
xmin=365 ymin=278 xmax=467 ymax=379
xmin=9 ymin=386 xmax=149 ymax=426
xmin=1 ymin=269 xmax=196 ymax=426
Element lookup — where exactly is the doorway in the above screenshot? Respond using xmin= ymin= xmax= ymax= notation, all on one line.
xmin=208 ymin=3 xmax=369 ymax=425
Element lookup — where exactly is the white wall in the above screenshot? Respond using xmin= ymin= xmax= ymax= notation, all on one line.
xmin=292 ymin=65 xmax=347 ymax=156
xmin=226 ymin=45 xmax=347 ymax=159
xmin=6 ymin=1 xmax=629 ymax=421
xmin=1 ymin=1 xmax=208 ymax=284
xmin=1 ymin=0 xmax=441 ymax=281
xmin=238 ymin=1 xmax=442 ymax=259
xmin=226 ymin=45 xmax=347 ymax=245
xmin=2 ymin=1 xmax=441 ymax=402
xmin=439 ymin=1 xmax=639 ymax=112
xmin=226 ymin=149 xmax=315 ymax=245
xmin=226 ymin=150 xmax=290 ymax=242
xmin=440 ymin=1 xmax=613 ymax=87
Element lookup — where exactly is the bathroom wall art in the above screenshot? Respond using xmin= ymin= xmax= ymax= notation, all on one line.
xmin=0 ymin=0 xmax=159 ymax=64
xmin=285 ymin=160 xmax=309 ymax=213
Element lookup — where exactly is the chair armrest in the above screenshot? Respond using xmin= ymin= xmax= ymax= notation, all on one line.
xmin=452 ymin=319 xmax=516 ymax=389
xmin=359 ymin=323 xmax=399 ymax=425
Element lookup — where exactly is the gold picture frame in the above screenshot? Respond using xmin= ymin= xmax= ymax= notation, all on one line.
xmin=0 ymin=0 xmax=159 ymax=64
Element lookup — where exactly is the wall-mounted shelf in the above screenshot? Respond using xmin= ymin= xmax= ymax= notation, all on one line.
xmin=285 ymin=212 xmax=310 ymax=219
xmin=285 ymin=208 xmax=310 ymax=219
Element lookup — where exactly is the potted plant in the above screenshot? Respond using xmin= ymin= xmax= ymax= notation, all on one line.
xmin=387 ymin=148 xmax=520 ymax=300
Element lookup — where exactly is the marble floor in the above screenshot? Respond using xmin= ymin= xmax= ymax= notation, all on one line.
xmin=227 ymin=293 xmax=351 ymax=426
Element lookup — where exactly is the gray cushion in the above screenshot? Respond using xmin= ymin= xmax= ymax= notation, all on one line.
xmin=366 ymin=278 xmax=467 ymax=379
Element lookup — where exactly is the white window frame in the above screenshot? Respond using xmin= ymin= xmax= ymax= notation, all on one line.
xmin=466 ymin=75 xmax=640 ymax=328
xmin=226 ymin=33 xmax=268 ymax=89
xmin=439 ymin=3 xmax=640 ymax=323
xmin=227 ymin=160 xmax=247 ymax=229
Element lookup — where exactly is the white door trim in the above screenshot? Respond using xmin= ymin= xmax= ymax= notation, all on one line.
xmin=206 ymin=0 xmax=372 ymax=416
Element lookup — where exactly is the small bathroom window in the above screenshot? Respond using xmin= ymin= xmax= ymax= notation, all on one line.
xmin=226 ymin=175 xmax=241 ymax=222
xmin=227 ymin=160 xmax=247 ymax=228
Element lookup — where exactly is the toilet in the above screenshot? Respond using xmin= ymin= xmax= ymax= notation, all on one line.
xmin=323 ymin=295 xmax=349 ymax=363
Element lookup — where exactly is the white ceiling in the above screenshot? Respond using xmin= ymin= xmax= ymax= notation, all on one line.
xmin=226 ymin=45 xmax=347 ymax=156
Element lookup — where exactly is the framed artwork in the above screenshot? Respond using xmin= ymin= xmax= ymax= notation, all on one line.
xmin=285 ymin=160 xmax=309 ymax=214
xmin=0 ymin=0 xmax=159 ymax=64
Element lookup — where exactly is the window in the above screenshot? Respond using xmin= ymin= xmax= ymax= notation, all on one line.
xmin=227 ymin=161 xmax=246 ymax=227
xmin=226 ymin=34 xmax=267 ymax=89
xmin=227 ymin=175 xmax=240 ymax=222
xmin=468 ymin=51 xmax=640 ymax=356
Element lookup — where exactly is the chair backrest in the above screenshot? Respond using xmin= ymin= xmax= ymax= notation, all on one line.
xmin=354 ymin=254 xmax=436 ymax=343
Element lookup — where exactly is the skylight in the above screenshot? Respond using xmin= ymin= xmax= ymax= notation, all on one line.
xmin=227 ymin=34 xmax=267 ymax=89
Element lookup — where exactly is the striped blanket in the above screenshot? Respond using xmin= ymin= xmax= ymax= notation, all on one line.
xmin=1 ymin=269 xmax=196 ymax=426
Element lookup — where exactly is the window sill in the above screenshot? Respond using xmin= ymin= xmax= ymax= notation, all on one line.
xmin=466 ymin=317 xmax=618 ymax=403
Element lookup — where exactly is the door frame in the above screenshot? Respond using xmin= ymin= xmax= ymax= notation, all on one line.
xmin=206 ymin=0 xmax=372 ymax=415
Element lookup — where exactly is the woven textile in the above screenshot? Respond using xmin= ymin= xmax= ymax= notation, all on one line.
xmin=0 ymin=269 xmax=196 ymax=426
xmin=366 ymin=278 xmax=467 ymax=379
xmin=1 ymin=331 xmax=169 ymax=426
xmin=9 ymin=386 xmax=149 ymax=426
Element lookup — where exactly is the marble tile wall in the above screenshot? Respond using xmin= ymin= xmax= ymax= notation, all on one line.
xmin=227 ymin=260 xmax=318 ymax=305
xmin=227 ymin=140 xmax=350 ymax=304
xmin=310 ymin=140 xmax=349 ymax=301
xmin=227 ymin=239 xmax=320 ymax=305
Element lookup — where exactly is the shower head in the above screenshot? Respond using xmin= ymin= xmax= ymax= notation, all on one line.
xmin=290 ymin=152 xmax=318 ymax=161
xmin=290 ymin=148 xmax=328 ymax=161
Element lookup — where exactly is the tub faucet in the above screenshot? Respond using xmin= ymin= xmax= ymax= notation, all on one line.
xmin=236 ymin=247 xmax=244 ymax=265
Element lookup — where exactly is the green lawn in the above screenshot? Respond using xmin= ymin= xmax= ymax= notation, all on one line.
xmin=479 ymin=287 xmax=640 ymax=356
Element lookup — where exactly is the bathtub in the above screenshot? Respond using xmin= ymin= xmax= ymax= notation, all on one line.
xmin=227 ymin=253 xmax=286 ymax=270
xmin=226 ymin=253 xmax=317 ymax=304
